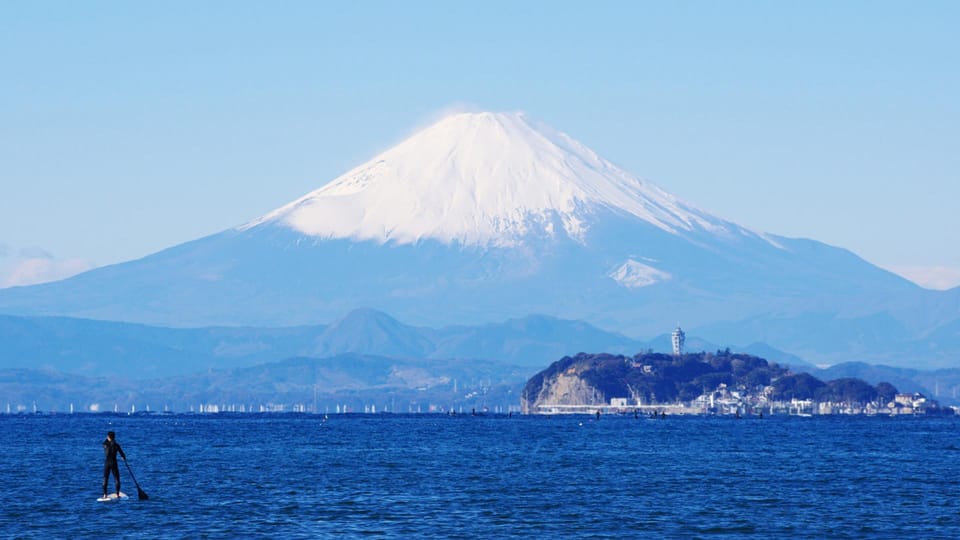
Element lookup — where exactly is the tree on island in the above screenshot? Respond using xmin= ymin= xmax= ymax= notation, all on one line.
xmin=875 ymin=382 xmax=898 ymax=404
xmin=770 ymin=372 xmax=825 ymax=401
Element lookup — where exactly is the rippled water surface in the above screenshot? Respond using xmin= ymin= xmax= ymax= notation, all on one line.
xmin=1 ymin=413 xmax=958 ymax=538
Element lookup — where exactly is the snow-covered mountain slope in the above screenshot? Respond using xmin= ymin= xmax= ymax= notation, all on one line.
xmin=242 ymin=112 xmax=769 ymax=247
xmin=0 ymin=111 xmax=955 ymax=366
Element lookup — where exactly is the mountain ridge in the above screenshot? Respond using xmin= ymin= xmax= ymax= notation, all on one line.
xmin=0 ymin=309 xmax=658 ymax=378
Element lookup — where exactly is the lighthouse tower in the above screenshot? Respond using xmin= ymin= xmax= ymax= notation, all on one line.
xmin=671 ymin=325 xmax=685 ymax=356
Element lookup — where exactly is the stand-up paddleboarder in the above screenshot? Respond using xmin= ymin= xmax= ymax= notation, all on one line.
xmin=102 ymin=431 xmax=127 ymax=499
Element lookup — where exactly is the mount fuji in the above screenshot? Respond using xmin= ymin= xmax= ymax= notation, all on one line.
xmin=1 ymin=112 xmax=957 ymax=366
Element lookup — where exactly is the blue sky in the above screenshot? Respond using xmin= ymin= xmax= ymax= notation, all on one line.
xmin=1 ymin=2 xmax=958 ymax=288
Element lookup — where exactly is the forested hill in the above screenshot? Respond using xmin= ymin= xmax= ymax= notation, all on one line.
xmin=521 ymin=350 xmax=902 ymax=410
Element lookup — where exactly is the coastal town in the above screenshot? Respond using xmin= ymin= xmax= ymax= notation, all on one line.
xmin=530 ymin=384 xmax=945 ymax=417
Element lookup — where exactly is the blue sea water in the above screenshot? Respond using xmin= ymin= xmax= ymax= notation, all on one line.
xmin=1 ymin=413 xmax=958 ymax=538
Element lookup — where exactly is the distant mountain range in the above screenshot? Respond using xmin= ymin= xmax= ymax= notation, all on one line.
xmin=3 ymin=308 xmax=958 ymax=413
xmin=1 ymin=308 xmax=826 ymax=378
xmin=0 ymin=111 xmax=957 ymax=369
xmin=0 ymin=308 xmax=653 ymax=379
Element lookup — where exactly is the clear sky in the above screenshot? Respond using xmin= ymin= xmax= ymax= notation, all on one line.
xmin=2 ymin=1 xmax=958 ymax=289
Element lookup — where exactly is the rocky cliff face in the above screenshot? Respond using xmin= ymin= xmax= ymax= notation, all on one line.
xmin=521 ymin=354 xmax=619 ymax=413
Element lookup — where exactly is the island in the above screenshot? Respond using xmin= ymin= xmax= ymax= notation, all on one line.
xmin=521 ymin=350 xmax=947 ymax=416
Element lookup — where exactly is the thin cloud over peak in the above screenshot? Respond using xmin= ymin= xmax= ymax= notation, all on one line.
xmin=885 ymin=265 xmax=960 ymax=291
xmin=0 ymin=245 xmax=95 ymax=288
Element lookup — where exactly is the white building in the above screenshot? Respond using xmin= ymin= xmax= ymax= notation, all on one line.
xmin=671 ymin=325 xmax=685 ymax=356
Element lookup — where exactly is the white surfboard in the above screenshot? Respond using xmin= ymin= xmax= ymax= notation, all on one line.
xmin=97 ymin=492 xmax=129 ymax=502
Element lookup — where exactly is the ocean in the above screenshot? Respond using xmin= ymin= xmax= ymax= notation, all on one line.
xmin=1 ymin=413 xmax=958 ymax=538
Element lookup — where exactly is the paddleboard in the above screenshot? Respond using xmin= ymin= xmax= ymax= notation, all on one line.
xmin=97 ymin=492 xmax=129 ymax=502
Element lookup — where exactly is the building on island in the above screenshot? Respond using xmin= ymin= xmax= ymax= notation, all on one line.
xmin=671 ymin=325 xmax=685 ymax=356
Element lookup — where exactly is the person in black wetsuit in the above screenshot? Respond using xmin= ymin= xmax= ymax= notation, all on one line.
xmin=102 ymin=431 xmax=127 ymax=498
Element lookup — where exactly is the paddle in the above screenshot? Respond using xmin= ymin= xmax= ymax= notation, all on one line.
xmin=123 ymin=459 xmax=150 ymax=500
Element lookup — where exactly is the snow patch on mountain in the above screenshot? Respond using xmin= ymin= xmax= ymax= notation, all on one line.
xmin=608 ymin=259 xmax=672 ymax=288
xmin=242 ymin=112 xmax=754 ymax=247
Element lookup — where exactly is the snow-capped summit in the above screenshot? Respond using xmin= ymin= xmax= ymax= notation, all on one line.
xmin=243 ymin=111 xmax=744 ymax=246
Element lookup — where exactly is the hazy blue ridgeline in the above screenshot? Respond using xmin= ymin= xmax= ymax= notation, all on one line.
xmin=3 ymin=309 xmax=958 ymax=413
